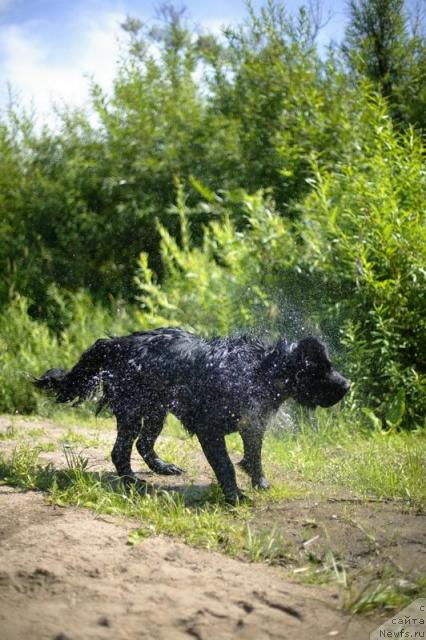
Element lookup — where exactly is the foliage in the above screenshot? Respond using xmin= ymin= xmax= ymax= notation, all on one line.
xmin=205 ymin=1 xmax=361 ymax=206
xmin=0 ymin=293 xmax=135 ymax=414
xmin=135 ymin=182 xmax=292 ymax=335
xmin=295 ymin=98 xmax=426 ymax=428
xmin=343 ymin=0 xmax=426 ymax=129
xmin=136 ymin=94 xmax=426 ymax=428
xmin=1 ymin=1 xmax=423 ymax=317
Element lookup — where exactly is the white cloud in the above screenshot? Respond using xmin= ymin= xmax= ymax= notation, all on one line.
xmin=198 ymin=16 xmax=235 ymax=36
xmin=0 ymin=9 xmax=126 ymax=123
xmin=75 ymin=8 xmax=127 ymax=88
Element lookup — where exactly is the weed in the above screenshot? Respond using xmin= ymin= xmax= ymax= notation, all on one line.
xmin=62 ymin=444 xmax=90 ymax=472
xmin=244 ymin=525 xmax=290 ymax=564
xmin=0 ymin=446 xmax=55 ymax=491
xmin=344 ymin=573 xmax=426 ymax=615
xmin=0 ymin=422 xmax=18 ymax=440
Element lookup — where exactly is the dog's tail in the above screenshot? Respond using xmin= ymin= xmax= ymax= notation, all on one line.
xmin=33 ymin=339 xmax=111 ymax=405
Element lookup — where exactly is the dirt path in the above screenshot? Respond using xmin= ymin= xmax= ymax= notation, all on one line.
xmin=2 ymin=415 xmax=424 ymax=639
xmin=0 ymin=486 xmax=382 ymax=640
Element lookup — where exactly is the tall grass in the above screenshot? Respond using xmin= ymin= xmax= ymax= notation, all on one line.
xmin=266 ymin=409 xmax=426 ymax=506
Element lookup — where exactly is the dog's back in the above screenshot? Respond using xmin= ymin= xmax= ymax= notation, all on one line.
xmin=34 ymin=328 xmax=206 ymax=410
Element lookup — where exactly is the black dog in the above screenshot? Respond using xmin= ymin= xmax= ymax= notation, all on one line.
xmin=34 ymin=328 xmax=349 ymax=503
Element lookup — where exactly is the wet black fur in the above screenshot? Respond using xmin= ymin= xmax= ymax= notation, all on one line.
xmin=34 ymin=328 xmax=350 ymax=503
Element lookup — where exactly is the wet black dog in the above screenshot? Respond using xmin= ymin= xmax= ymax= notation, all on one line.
xmin=34 ymin=328 xmax=350 ymax=503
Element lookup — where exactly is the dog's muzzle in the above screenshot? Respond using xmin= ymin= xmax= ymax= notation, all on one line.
xmin=317 ymin=376 xmax=351 ymax=408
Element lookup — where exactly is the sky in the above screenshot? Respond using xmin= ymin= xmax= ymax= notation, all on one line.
xmin=0 ymin=0 xmax=349 ymax=121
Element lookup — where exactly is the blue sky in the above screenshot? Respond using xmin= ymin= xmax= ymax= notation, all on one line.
xmin=0 ymin=0 xmax=349 ymax=120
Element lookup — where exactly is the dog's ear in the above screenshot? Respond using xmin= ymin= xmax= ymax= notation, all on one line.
xmin=291 ymin=337 xmax=328 ymax=366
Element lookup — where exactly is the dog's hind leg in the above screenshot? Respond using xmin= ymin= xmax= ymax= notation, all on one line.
xmin=111 ymin=415 xmax=142 ymax=485
xmin=197 ymin=432 xmax=244 ymax=504
xmin=136 ymin=410 xmax=183 ymax=476
xmin=238 ymin=423 xmax=270 ymax=490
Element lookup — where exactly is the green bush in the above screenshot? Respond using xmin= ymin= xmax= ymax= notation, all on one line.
xmin=4 ymin=3 xmax=420 ymax=317
xmin=135 ymin=95 xmax=425 ymax=429
xmin=0 ymin=293 xmax=136 ymax=414
xmin=135 ymin=182 xmax=296 ymax=335
xmin=295 ymin=97 xmax=426 ymax=429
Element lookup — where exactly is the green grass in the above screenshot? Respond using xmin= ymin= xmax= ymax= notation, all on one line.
xmin=46 ymin=405 xmax=116 ymax=431
xmin=26 ymin=427 xmax=48 ymax=438
xmin=0 ymin=444 xmax=289 ymax=563
xmin=1 ymin=409 xmax=425 ymax=511
xmin=343 ymin=572 xmax=426 ymax=615
xmin=0 ymin=423 xmax=18 ymax=440
xmin=266 ymin=408 xmax=426 ymax=509
xmin=59 ymin=428 xmax=102 ymax=448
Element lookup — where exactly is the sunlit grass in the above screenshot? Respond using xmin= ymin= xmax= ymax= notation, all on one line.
xmin=0 ymin=423 xmax=18 ymax=440
xmin=0 ymin=444 xmax=290 ymax=563
xmin=2 ymin=408 xmax=424 ymax=509
xmin=343 ymin=572 xmax=426 ymax=615
xmin=46 ymin=406 xmax=116 ymax=431
xmin=59 ymin=428 xmax=102 ymax=448
xmin=266 ymin=409 xmax=426 ymax=509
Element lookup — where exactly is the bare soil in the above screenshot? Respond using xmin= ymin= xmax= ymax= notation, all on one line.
xmin=1 ymin=416 xmax=425 ymax=640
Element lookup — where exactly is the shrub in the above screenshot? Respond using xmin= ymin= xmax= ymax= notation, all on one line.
xmin=135 ymin=96 xmax=425 ymax=429
xmin=0 ymin=293 xmax=135 ymax=413
xmin=295 ymin=98 xmax=426 ymax=428
xmin=135 ymin=183 xmax=297 ymax=335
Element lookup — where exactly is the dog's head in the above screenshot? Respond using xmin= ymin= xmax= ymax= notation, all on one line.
xmin=272 ymin=337 xmax=350 ymax=409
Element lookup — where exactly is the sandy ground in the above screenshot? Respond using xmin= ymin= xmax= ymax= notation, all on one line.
xmin=0 ymin=416 xmax=424 ymax=639
xmin=0 ymin=486 xmax=382 ymax=640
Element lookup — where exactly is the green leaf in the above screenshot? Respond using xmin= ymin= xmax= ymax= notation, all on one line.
xmin=386 ymin=388 xmax=406 ymax=427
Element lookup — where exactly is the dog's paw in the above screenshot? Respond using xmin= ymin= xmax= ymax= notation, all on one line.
xmin=119 ymin=474 xmax=148 ymax=493
xmin=253 ymin=476 xmax=270 ymax=490
xmin=224 ymin=488 xmax=248 ymax=506
xmin=237 ymin=458 xmax=250 ymax=474
xmin=149 ymin=458 xmax=184 ymax=475
xmin=158 ymin=463 xmax=184 ymax=476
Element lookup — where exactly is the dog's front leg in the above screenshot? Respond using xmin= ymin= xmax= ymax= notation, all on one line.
xmin=238 ymin=421 xmax=270 ymax=490
xmin=197 ymin=432 xmax=244 ymax=504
